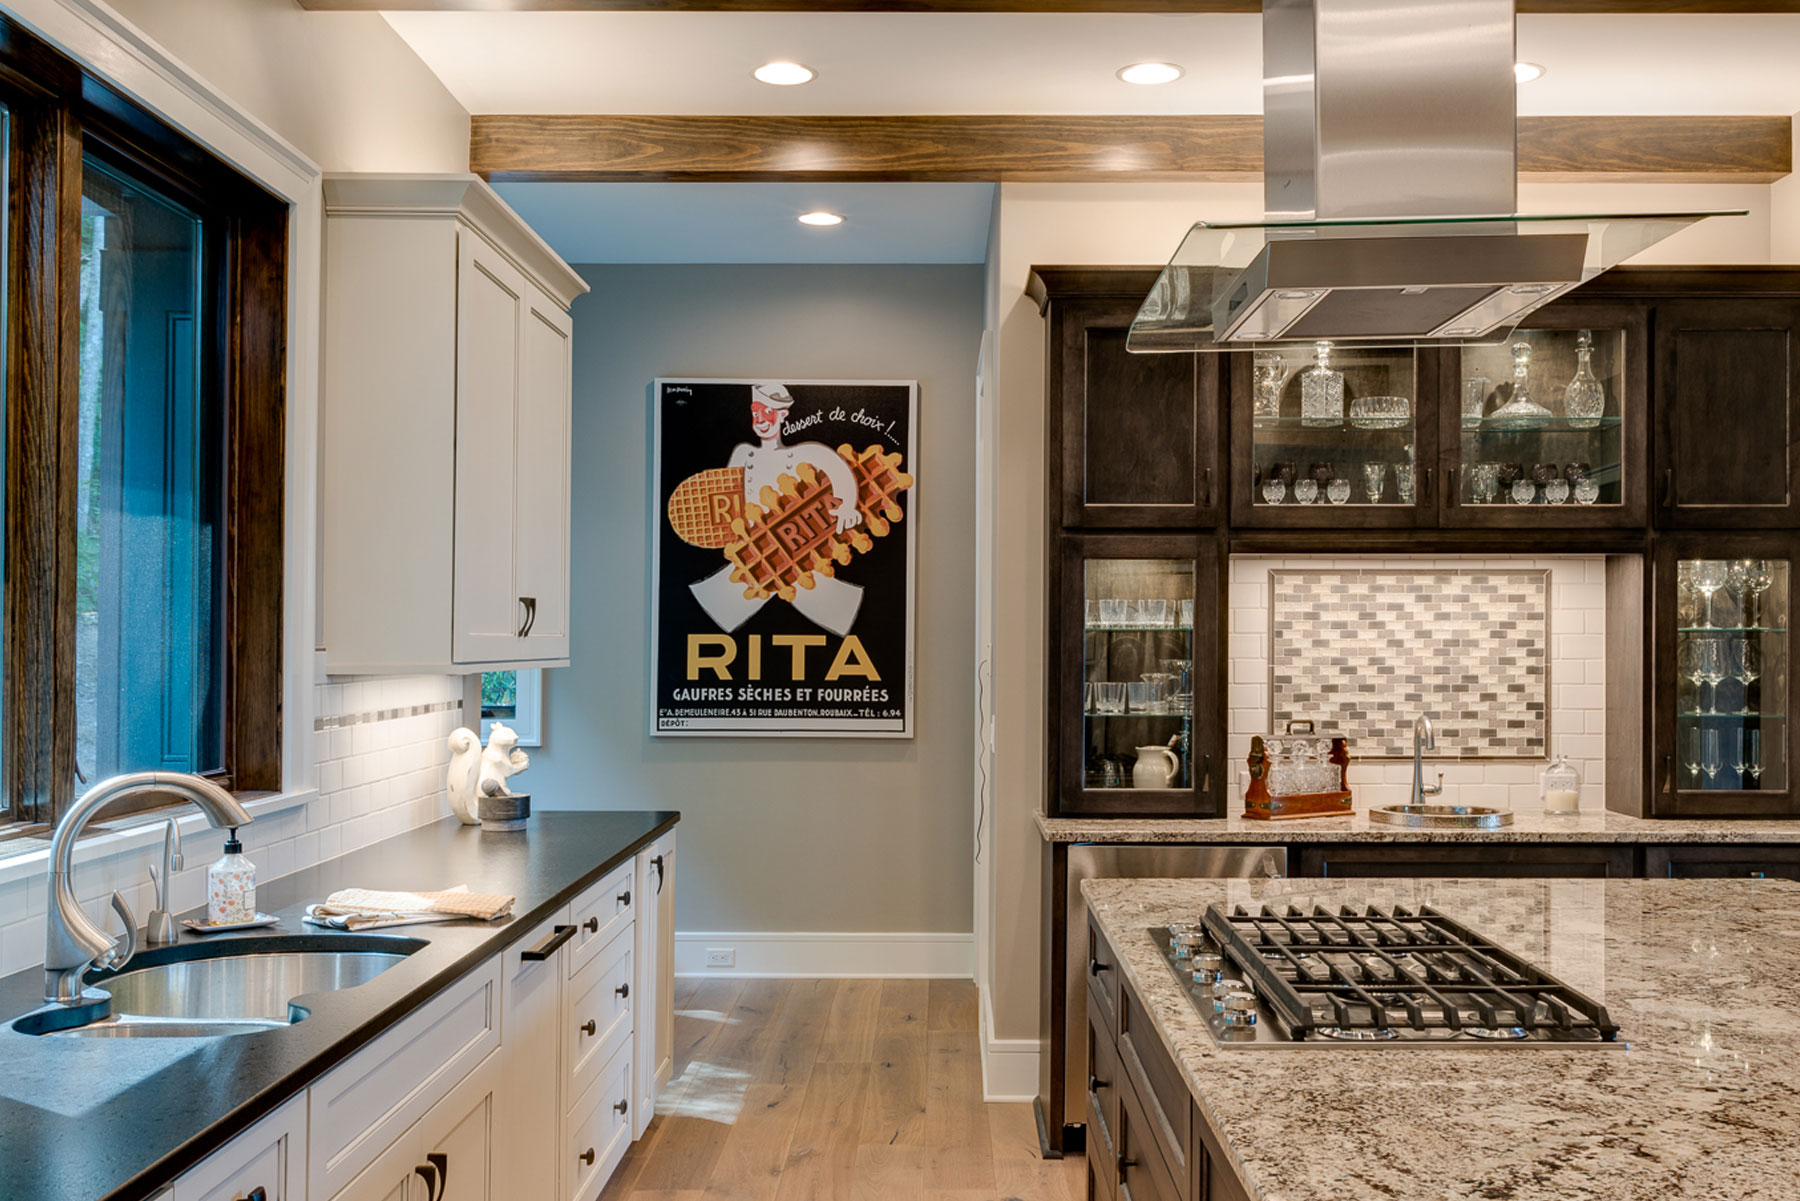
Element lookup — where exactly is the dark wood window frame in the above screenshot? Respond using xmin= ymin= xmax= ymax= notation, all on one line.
xmin=0 ymin=16 xmax=286 ymax=836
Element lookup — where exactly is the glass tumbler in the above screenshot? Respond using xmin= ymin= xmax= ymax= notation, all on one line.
xmin=1362 ymin=462 xmax=1388 ymax=503
xmin=1294 ymin=479 xmax=1319 ymax=504
xmin=1262 ymin=478 xmax=1287 ymax=505
xmin=1511 ymin=479 xmax=1537 ymax=505
xmin=1471 ymin=463 xmax=1500 ymax=505
xmin=1462 ymin=376 xmax=1490 ymax=428
xmin=1326 ymin=478 xmax=1351 ymax=504
xmin=1394 ymin=463 xmax=1416 ymax=503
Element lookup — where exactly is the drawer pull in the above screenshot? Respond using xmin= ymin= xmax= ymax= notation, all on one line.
xmin=581 ymin=1019 xmax=597 ymax=1036
xmin=1088 ymin=958 xmax=1110 ymax=977
xmin=617 ymin=889 xmax=632 ymax=906
xmin=579 ymin=1148 xmax=596 ymax=1167
xmin=1118 ymin=1156 xmax=1138 ymax=1175
xmin=583 ymin=916 xmax=600 ymax=934
xmin=614 ymin=1098 xmax=630 ymax=1116
xmin=616 ymin=982 xmax=631 ymax=999
xmin=414 ymin=1161 xmax=440 ymax=1201
xmin=652 ymin=854 xmax=666 ymax=892
xmin=522 ymin=924 xmax=577 ymax=961
xmin=234 ymin=1190 xmax=267 ymax=1201
xmin=1087 ymin=1074 xmax=1109 ymax=1093
xmin=428 ymin=1152 xmax=448 ymax=1196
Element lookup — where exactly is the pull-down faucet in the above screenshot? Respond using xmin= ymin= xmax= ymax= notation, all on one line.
xmin=43 ymin=772 xmax=251 ymax=1005
xmin=1411 ymin=714 xmax=1445 ymax=806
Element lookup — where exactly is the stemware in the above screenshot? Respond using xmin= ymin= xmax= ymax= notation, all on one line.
xmin=1748 ymin=729 xmax=1765 ymax=782
xmin=1692 ymin=560 xmax=1729 ymax=629
xmin=1362 ymin=462 xmax=1388 ymax=503
xmin=1726 ymin=561 xmax=1754 ymax=627
xmin=1733 ymin=639 xmax=1762 ymax=714
xmin=1702 ymin=727 xmax=1724 ymax=781
xmin=1747 ymin=559 xmax=1777 ymax=628
xmin=1394 ymin=462 xmax=1416 ymax=504
xmin=1677 ymin=638 xmax=1706 ymax=711
xmin=1732 ymin=727 xmax=1748 ymax=782
xmin=1470 ymin=463 xmax=1500 ymax=505
xmin=1683 ymin=725 xmax=1703 ymax=781
xmin=1699 ymin=638 xmax=1728 ymax=716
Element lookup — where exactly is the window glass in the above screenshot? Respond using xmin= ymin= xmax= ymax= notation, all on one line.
xmin=73 ymin=155 xmax=224 ymax=788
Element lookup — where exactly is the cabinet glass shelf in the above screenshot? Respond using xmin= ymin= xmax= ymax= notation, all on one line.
xmin=1679 ymin=712 xmax=1786 ymax=719
xmin=1677 ymin=627 xmax=1787 ymax=635
xmin=1085 ymin=557 xmax=1196 ymax=790
xmin=1673 ymin=557 xmax=1789 ymax=795
xmin=1084 ymin=626 xmax=1194 ymax=634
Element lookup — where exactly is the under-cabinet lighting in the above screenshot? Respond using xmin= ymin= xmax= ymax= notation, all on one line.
xmin=798 ymin=211 xmax=845 ymax=227
xmin=1515 ymin=62 xmax=1545 ymax=83
xmin=1118 ymin=62 xmax=1184 ymax=86
xmin=754 ymin=61 xmax=815 ymax=86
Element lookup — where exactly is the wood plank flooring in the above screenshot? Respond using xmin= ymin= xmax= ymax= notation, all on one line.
xmin=602 ymin=978 xmax=1085 ymax=1201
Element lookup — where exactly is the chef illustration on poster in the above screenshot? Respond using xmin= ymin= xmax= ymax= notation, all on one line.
xmin=652 ymin=378 xmax=917 ymax=737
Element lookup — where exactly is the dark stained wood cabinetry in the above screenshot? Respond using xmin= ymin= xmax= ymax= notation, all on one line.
xmin=1297 ymin=842 xmax=1637 ymax=878
xmin=1644 ymin=845 xmax=1800 ymax=881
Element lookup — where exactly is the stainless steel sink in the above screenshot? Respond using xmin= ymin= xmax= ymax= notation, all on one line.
xmin=13 ymin=935 xmax=424 ymax=1038
xmin=1369 ymin=804 xmax=1516 ymax=829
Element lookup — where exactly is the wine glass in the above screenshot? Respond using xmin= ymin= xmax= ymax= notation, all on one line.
xmin=1747 ymin=559 xmax=1777 ymax=628
xmin=1733 ymin=639 xmax=1762 ymax=715
xmin=1726 ymin=561 xmax=1755 ymax=627
xmin=1702 ymin=727 xmax=1724 ymax=781
xmin=1699 ymin=638 xmax=1728 ymax=717
xmin=1747 ymin=729 xmax=1764 ymax=782
xmin=1676 ymin=561 xmax=1698 ymax=626
xmin=1692 ymin=560 xmax=1729 ymax=629
xmin=1682 ymin=725 xmax=1703 ymax=782
xmin=1677 ymin=638 xmax=1706 ymax=713
xmin=1731 ymin=727 xmax=1748 ymax=783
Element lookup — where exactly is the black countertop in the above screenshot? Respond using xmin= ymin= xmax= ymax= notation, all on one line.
xmin=0 ymin=810 xmax=679 ymax=1201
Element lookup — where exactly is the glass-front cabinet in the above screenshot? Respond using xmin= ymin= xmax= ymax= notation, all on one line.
xmin=1655 ymin=536 xmax=1799 ymax=817
xmin=1054 ymin=534 xmax=1222 ymax=815
xmin=1230 ymin=343 xmax=1437 ymax=527
xmin=1443 ymin=303 xmax=1649 ymax=528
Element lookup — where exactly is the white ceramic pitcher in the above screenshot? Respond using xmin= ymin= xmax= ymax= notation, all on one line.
xmin=1132 ymin=745 xmax=1180 ymax=789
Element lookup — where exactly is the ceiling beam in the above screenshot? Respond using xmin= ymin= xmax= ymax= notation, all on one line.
xmin=471 ymin=114 xmax=1791 ymax=183
xmin=304 ymin=2 xmax=1800 ymax=11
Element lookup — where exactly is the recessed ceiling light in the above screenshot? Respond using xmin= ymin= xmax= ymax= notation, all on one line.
xmin=1514 ymin=61 xmax=1545 ymax=83
xmin=754 ymin=60 xmax=815 ymax=86
xmin=798 ymin=211 xmax=844 ymax=227
xmin=1117 ymin=62 xmax=1184 ymax=86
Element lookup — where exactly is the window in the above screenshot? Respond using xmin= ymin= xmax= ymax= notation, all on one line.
xmin=0 ymin=18 xmax=287 ymax=835
xmin=479 ymin=669 xmax=542 ymax=748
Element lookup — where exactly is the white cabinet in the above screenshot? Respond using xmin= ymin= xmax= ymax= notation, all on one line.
xmin=634 ymin=833 xmax=676 ymax=1138
xmin=496 ymin=910 xmax=574 ymax=1201
xmin=322 ymin=174 xmax=587 ymax=674
xmin=171 ymin=1094 xmax=304 ymax=1201
xmin=331 ymin=1048 xmax=500 ymax=1201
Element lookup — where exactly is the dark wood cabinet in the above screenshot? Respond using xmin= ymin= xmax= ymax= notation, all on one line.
xmin=1654 ymin=298 xmax=1800 ymax=529
xmin=1051 ymin=533 xmax=1225 ymax=816
xmin=1644 ymin=845 xmax=1800 ymax=881
xmin=1038 ymin=272 xmax=1222 ymax=529
xmin=1296 ymin=843 xmax=1636 ymax=878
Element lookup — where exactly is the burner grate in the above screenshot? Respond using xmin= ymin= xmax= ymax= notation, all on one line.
xmin=1198 ymin=902 xmax=1620 ymax=1043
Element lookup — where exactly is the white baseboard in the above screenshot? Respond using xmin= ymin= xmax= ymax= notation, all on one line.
xmin=980 ymin=984 xmax=1041 ymax=1103
xmin=673 ymin=931 xmax=973 ymax=979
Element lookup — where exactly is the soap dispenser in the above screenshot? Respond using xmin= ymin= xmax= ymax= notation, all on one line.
xmin=207 ymin=828 xmax=257 ymax=925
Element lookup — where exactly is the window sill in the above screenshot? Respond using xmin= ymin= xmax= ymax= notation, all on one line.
xmin=0 ymin=787 xmax=316 ymax=887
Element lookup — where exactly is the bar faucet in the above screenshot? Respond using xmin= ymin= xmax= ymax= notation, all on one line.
xmin=44 ymin=772 xmax=252 ymax=1006
xmin=1411 ymin=714 xmax=1444 ymax=806
xmin=145 ymin=816 xmax=184 ymax=947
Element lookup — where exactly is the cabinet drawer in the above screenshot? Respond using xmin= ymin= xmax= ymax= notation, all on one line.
xmin=310 ymin=959 xmax=501 ymax=1199
xmin=1086 ymin=996 xmax=1122 ymax=1152
xmin=1086 ymin=915 xmax=1119 ymax=1036
xmin=565 ymin=1042 xmax=634 ymax=1201
xmin=569 ymin=861 xmax=636 ymax=979
xmin=568 ymin=921 xmax=634 ymax=1108
xmin=1119 ymin=978 xmax=1189 ymax=1182
xmin=1117 ymin=1073 xmax=1184 ymax=1201
xmin=173 ymin=1094 xmax=304 ymax=1201
xmin=1086 ymin=1088 xmax=1119 ymax=1201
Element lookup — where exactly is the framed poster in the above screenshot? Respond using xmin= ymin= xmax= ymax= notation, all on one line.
xmin=651 ymin=378 xmax=918 ymax=737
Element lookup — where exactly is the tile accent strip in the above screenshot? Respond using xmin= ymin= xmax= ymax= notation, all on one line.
xmin=1269 ymin=569 xmax=1550 ymax=759
xmin=315 ymin=699 xmax=464 ymax=731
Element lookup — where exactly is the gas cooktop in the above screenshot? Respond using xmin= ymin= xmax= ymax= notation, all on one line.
xmin=1155 ymin=902 xmax=1626 ymax=1050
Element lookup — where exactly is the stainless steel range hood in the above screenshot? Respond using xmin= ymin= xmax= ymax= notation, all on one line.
xmin=1128 ymin=0 xmax=1743 ymax=352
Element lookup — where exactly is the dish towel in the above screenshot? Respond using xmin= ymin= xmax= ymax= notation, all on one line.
xmin=304 ymin=885 xmax=516 ymax=931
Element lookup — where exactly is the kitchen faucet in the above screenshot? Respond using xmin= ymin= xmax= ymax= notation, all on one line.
xmin=145 ymin=816 xmax=184 ymax=947
xmin=43 ymin=772 xmax=252 ymax=1006
xmin=1411 ymin=714 xmax=1445 ymax=806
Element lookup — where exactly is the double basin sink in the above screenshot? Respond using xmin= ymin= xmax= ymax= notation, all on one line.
xmin=11 ymin=934 xmax=426 ymax=1039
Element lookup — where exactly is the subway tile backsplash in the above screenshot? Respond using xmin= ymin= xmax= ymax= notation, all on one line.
xmin=1232 ymin=556 xmax=1607 ymax=813
xmin=0 ymin=664 xmax=464 ymax=976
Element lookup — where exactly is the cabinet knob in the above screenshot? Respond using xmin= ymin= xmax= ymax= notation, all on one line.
xmin=233 ymin=1190 xmax=267 ymax=1201
xmin=581 ymin=1018 xmax=597 ymax=1036
xmin=614 ymin=1098 xmax=630 ymax=1116
xmin=1087 ymin=1074 xmax=1109 ymax=1093
xmin=1088 ymin=958 xmax=1110 ymax=976
xmin=616 ymin=982 xmax=631 ymax=999
xmin=584 ymin=916 xmax=600 ymax=934
xmin=618 ymin=889 xmax=632 ymax=906
xmin=1118 ymin=1156 xmax=1138 ymax=1176
xmin=579 ymin=1148 xmax=596 ymax=1167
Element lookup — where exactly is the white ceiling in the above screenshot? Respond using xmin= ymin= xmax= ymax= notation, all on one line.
xmin=491 ymin=181 xmax=995 ymax=264
xmin=384 ymin=12 xmax=1800 ymax=117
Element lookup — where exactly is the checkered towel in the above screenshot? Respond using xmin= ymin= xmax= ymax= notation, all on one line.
xmin=304 ymin=885 xmax=515 ymax=931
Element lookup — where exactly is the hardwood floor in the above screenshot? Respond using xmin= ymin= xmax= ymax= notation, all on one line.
xmin=602 ymin=978 xmax=1086 ymax=1201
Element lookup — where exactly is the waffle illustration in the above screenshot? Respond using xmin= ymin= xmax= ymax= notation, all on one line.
xmin=667 ymin=466 xmax=746 ymax=548
xmin=721 ymin=445 xmax=913 ymax=601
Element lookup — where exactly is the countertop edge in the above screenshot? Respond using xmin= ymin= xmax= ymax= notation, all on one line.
xmin=106 ymin=811 xmax=680 ymax=1201
xmin=1034 ymin=809 xmax=1800 ymax=844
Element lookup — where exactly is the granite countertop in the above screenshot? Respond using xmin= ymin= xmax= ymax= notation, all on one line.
xmin=1039 ymin=808 xmax=1800 ymax=843
xmin=0 ymin=810 xmax=678 ymax=1201
xmin=1083 ymin=876 xmax=1800 ymax=1201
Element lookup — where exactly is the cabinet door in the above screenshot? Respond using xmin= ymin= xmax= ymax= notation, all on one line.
xmin=1441 ymin=302 xmax=1648 ymax=529
xmin=1652 ymin=535 xmax=1800 ymax=816
xmin=1231 ymin=344 xmax=1437 ymax=528
xmin=635 ymin=833 xmax=676 ymax=1137
xmin=1052 ymin=534 xmax=1223 ymax=816
xmin=453 ymin=227 xmax=529 ymax=664
xmin=1655 ymin=299 xmax=1800 ymax=528
xmin=497 ymin=912 xmax=571 ymax=1201
xmin=513 ymin=283 xmax=573 ymax=662
xmin=1296 ymin=844 xmax=1635 ymax=878
xmin=419 ymin=1049 xmax=500 ymax=1201
xmin=1052 ymin=297 xmax=1219 ymax=528
xmin=328 ymin=1125 xmax=425 ymax=1201
xmin=1644 ymin=845 xmax=1800 ymax=881
xmin=173 ymin=1095 xmax=304 ymax=1201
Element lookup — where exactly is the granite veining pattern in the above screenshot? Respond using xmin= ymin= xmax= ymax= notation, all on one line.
xmin=1038 ymin=808 xmax=1800 ymax=843
xmin=1083 ymin=876 xmax=1800 ymax=1201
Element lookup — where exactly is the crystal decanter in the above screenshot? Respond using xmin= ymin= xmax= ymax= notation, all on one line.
xmin=1300 ymin=341 xmax=1344 ymax=429
xmin=1562 ymin=330 xmax=1605 ymax=430
xmin=1487 ymin=340 xmax=1553 ymax=430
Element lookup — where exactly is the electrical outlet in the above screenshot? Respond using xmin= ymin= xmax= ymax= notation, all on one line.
xmin=705 ymin=947 xmax=735 ymax=968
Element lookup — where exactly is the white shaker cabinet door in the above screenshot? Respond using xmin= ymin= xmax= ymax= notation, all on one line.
xmin=418 ymin=1048 xmax=501 ymax=1201
xmin=172 ymin=1094 xmax=304 ymax=1201
xmin=635 ymin=831 xmax=676 ymax=1137
xmin=452 ymin=226 xmax=529 ymax=666
xmin=326 ymin=1122 xmax=426 ymax=1201
xmin=497 ymin=910 xmax=571 ymax=1201
xmin=512 ymin=283 xmax=573 ymax=662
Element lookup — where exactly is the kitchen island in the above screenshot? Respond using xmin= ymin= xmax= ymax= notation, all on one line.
xmin=1082 ymin=875 xmax=1800 ymax=1201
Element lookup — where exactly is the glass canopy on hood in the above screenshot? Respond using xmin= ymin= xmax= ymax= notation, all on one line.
xmin=1127 ymin=210 xmax=1745 ymax=354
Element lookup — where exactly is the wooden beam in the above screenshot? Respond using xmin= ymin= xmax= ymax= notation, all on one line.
xmin=472 ymin=113 xmax=1791 ymax=184
xmin=304 ymin=2 xmax=1800 ymax=12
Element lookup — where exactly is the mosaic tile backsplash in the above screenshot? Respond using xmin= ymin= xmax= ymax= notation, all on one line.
xmin=1270 ymin=569 xmax=1550 ymax=758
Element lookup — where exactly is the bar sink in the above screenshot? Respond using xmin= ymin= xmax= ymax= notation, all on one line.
xmin=1369 ymin=804 xmax=1516 ymax=830
xmin=12 ymin=934 xmax=425 ymax=1038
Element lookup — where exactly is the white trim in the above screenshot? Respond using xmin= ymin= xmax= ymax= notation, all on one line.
xmin=673 ymin=931 xmax=972 ymax=979
xmin=979 ymin=981 xmax=1041 ymax=1103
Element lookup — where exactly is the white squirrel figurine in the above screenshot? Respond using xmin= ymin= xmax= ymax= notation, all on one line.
xmin=446 ymin=728 xmax=482 ymax=825
xmin=477 ymin=722 xmax=531 ymax=800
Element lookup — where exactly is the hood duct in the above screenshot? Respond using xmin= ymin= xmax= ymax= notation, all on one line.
xmin=1128 ymin=0 xmax=1742 ymax=352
